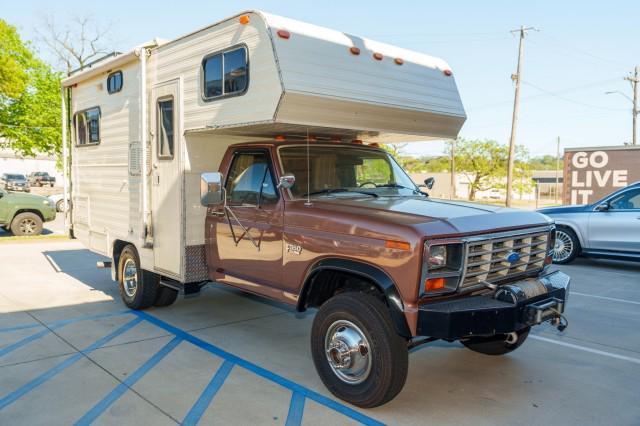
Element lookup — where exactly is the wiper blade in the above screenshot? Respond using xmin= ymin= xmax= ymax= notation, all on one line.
xmin=377 ymin=183 xmax=427 ymax=196
xmin=303 ymin=188 xmax=378 ymax=198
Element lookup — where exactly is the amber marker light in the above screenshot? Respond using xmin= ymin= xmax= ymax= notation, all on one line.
xmin=373 ymin=52 xmax=383 ymax=61
xmin=443 ymin=69 xmax=453 ymax=76
xmin=277 ymin=30 xmax=291 ymax=39
xmin=351 ymin=139 xmax=363 ymax=144
xmin=385 ymin=240 xmax=411 ymax=251
xmin=350 ymin=47 xmax=361 ymax=55
xmin=369 ymin=142 xmax=380 ymax=148
xmin=239 ymin=15 xmax=250 ymax=25
xmin=425 ymin=277 xmax=445 ymax=292
xmin=394 ymin=58 xmax=404 ymax=65
xmin=274 ymin=135 xmax=286 ymax=141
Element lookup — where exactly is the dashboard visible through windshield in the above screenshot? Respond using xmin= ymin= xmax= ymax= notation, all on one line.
xmin=278 ymin=145 xmax=421 ymax=198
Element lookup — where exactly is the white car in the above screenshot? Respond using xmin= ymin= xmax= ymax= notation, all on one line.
xmin=47 ymin=193 xmax=70 ymax=213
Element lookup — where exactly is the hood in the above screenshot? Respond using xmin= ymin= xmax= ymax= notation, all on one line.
xmin=6 ymin=192 xmax=48 ymax=203
xmin=537 ymin=204 xmax=590 ymax=215
xmin=308 ymin=195 xmax=551 ymax=237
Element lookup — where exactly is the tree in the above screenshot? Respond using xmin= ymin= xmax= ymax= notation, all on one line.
xmin=37 ymin=14 xmax=112 ymax=73
xmin=529 ymin=154 xmax=562 ymax=170
xmin=0 ymin=20 xmax=61 ymax=157
xmin=446 ymin=138 xmax=532 ymax=201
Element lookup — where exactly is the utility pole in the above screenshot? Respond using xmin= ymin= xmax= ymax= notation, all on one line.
xmin=506 ymin=26 xmax=536 ymax=207
xmin=624 ymin=66 xmax=639 ymax=145
xmin=555 ymin=136 xmax=560 ymax=204
xmin=450 ymin=139 xmax=456 ymax=199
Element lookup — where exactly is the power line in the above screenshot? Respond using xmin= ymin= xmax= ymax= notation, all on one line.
xmin=522 ymin=81 xmax=628 ymax=111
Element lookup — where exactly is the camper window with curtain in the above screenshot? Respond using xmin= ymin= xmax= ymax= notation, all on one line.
xmin=74 ymin=107 xmax=101 ymax=146
xmin=202 ymin=45 xmax=248 ymax=100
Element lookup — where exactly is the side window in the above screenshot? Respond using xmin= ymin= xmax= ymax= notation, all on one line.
xmin=157 ymin=97 xmax=174 ymax=159
xmin=609 ymin=189 xmax=640 ymax=210
xmin=202 ymin=46 xmax=248 ymax=100
xmin=226 ymin=152 xmax=277 ymax=206
xmin=107 ymin=71 xmax=123 ymax=94
xmin=74 ymin=107 xmax=100 ymax=146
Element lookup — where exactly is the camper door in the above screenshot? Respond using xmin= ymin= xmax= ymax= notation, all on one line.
xmin=150 ymin=79 xmax=182 ymax=277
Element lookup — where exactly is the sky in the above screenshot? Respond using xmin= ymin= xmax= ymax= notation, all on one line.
xmin=3 ymin=0 xmax=639 ymax=158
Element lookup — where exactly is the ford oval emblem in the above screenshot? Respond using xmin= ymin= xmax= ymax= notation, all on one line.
xmin=506 ymin=251 xmax=521 ymax=264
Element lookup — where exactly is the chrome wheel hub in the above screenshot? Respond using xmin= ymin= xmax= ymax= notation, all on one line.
xmin=553 ymin=230 xmax=573 ymax=262
xmin=19 ymin=218 xmax=37 ymax=234
xmin=324 ymin=320 xmax=372 ymax=385
xmin=122 ymin=258 xmax=138 ymax=298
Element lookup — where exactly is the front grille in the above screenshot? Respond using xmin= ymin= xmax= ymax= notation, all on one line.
xmin=460 ymin=229 xmax=549 ymax=288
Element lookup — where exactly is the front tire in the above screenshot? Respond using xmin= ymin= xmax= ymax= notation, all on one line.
xmin=10 ymin=212 xmax=43 ymax=236
xmin=552 ymin=227 xmax=580 ymax=264
xmin=311 ymin=292 xmax=408 ymax=408
xmin=462 ymin=327 xmax=530 ymax=356
xmin=118 ymin=245 xmax=159 ymax=309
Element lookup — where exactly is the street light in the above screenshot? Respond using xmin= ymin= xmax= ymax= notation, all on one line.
xmin=605 ymin=91 xmax=633 ymax=103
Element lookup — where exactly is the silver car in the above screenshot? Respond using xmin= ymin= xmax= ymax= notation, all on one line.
xmin=538 ymin=181 xmax=640 ymax=264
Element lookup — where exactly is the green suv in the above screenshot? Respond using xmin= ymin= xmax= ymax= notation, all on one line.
xmin=0 ymin=188 xmax=56 ymax=236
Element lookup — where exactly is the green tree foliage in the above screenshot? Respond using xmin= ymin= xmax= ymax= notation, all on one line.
xmin=0 ymin=19 xmax=61 ymax=157
xmin=445 ymin=138 xmax=532 ymax=201
xmin=529 ymin=154 xmax=562 ymax=170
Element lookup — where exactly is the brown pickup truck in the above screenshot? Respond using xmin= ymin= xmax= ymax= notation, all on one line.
xmin=121 ymin=140 xmax=570 ymax=407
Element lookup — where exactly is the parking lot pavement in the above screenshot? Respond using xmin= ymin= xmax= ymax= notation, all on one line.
xmin=1 ymin=241 xmax=639 ymax=425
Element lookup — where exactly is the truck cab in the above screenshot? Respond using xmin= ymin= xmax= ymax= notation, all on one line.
xmin=193 ymin=140 xmax=570 ymax=407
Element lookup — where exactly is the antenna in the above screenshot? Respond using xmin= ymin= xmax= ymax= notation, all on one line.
xmin=305 ymin=128 xmax=312 ymax=206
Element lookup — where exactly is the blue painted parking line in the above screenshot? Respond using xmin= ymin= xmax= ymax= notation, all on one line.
xmin=183 ymin=360 xmax=235 ymax=425
xmin=0 ymin=328 xmax=51 ymax=358
xmin=134 ymin=311 xmax=383 ymax=426
xmin=0 ymin=310 xmax=131 ymax=334
xmin=285 ymin=392 xmax=306 ymax=426
xmin=75 ymin=336 xmax=183 ymax=426
xmin=0 ymin=317 xmax=143 ymax=411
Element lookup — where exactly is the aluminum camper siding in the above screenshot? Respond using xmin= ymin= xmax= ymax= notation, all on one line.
xmin=69 ymin=60 xmax=145 ymax=261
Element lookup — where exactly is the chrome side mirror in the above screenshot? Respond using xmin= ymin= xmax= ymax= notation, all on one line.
xmin=424 ymin=177 xmax=435 ymax=190
xmin=594 ymin=202 xmax=609 ymax=212
xmin=200 ymin=172 xmax=224 ymax=206
xmin=278 ymin=174 xmax=296 ymax=189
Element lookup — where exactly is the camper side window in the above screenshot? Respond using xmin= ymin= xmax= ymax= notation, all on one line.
xmin=107 ymin=71 xmax=123 ymax=94
xmin=74 ymin=107 xmax=101 ymax=146
xmin=202 ymin=46 xmax=248 ymax=100
xmin=157 ymin=97 xmax=174 ymax=159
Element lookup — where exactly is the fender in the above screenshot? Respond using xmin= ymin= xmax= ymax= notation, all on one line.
xmin=298 ymin=258 xmax=411 ymax=338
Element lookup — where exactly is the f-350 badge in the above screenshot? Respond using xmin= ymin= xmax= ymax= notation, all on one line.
xmin=286 ymin=243 xmax=302 ymax=255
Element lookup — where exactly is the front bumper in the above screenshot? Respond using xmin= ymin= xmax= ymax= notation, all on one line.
xmin=43 ymin=206 xmax=56 ymax=221
xmin=416 ymin=270 xmax=569 ymax=339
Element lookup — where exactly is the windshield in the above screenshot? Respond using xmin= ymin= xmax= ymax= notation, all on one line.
xmin=279 ymin=145 xmax=420 ymax=198
xmin=6 ymin=174 xmax=26 ymax=180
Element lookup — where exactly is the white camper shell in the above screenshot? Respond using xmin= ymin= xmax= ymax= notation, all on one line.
xmin=61 ymin=10 xmax=466 ymax=284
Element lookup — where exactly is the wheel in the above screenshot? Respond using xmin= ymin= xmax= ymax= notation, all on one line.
xmin=462 ymin=327 xmax=530 ymax=356
xmin=50 ymin=183 xmax=54 ymax=187
xmin=552 ymin=227 xmax=580 ymax=264
xmin=154 ymin=286 xmax=178 ymax=307
xmin=311 ymin=292 xmax=408 ymax=408
xmin=56 ymin=199 xmax=64 ymax=212
xmin=10 ymin=212 xmax=43 ymax=236
xmin=118 ymin=245 xmax=159 ymax=309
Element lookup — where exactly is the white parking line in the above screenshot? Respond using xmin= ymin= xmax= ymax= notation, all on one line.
xmin=571 ymin=292 xmax=640 ymax=306
xmin=531 ymin=335 xmax=640 ymax=365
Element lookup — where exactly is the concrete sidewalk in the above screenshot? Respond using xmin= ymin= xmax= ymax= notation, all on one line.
xmin=1 ymin=240 xmax=639 ymax=425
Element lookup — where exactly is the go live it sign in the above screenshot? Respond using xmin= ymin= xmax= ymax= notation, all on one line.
xmin=563 ymin=147 xmax=640 ymax=205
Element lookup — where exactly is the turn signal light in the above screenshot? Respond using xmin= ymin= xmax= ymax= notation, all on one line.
xmin=385 ymin=240 xmax=411 ymax=251
xmin=425 ymin=277 xmax=445 ymax=292
xmin=239 ymin=15 xmax=250 ymax=25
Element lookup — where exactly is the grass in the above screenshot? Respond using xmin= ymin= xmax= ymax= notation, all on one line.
xmin=0 ymin=234 xmax=70 ymax=244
